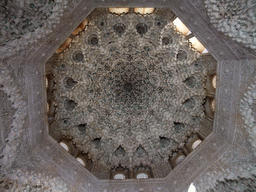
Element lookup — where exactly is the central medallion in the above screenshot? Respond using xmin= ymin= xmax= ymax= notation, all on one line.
xmin=106 ymin=61 xmax=153 ymax=114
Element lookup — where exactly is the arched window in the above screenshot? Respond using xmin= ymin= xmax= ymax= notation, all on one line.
xmin=136 ymin=173 xmax=148 ymax=179
xmin=113 ymin=173 xmax=125 ymax=180
xmin=59 ymin=142 xmax=69 ymax=151
xmin=192 ymin=140 xmax=202 ymax=150
xmin=176 ymin=155 xmax=185 ymax=165
xmin=76 ymin=157 xmax=85 ymax=166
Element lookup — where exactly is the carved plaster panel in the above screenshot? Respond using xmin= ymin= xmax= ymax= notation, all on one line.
xmin=0 ymin=0 xmax=71 ymax=59
xmin=241 ymin=78 xmax=256 ymax=153
xmin=0 ymin=169 xmax=71 ymax=191
xmin=0 ymin=66 xmax=27 ymax=173
xmin=208 ymin=175 xmax=256 ymax=192
xmin=205 ymin=0 xmax=256 ymax=50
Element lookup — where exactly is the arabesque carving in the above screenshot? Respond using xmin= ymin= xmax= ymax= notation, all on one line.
xmin=0 ymin=68 xmax=27 ymax=172
xmin=205 ymin=0 xmax=256 ymax=49
xmin=0 ymin=169 xmax=71 ymax=192
xmin=240 ymin=78 xmax=256 ymax=153
xmin=207 ymin=175 xmax=256 ymax=192
xmin=0 ymin=0 xmax=68 ymax=58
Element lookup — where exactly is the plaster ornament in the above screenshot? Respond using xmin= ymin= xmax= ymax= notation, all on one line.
xmin=0 ymin=169 xmax=71 ymax=192
xmin=205 ymin=0 xmax=256 ymax=50
xmin=240 ymin=78 xmax=256 ymax=154
xmin=207 ymin=175 xmax=256 ymax=192
xmin=0 ymin=0 xmax=68 ymax=58
xmin=0 ymin=68 xmax=27 ymax=172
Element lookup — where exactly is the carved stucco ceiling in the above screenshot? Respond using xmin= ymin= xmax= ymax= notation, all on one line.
xmin=50 ymin=9 xmax=208 ymax=177
xmin=3 ymin=0 xmax=253 ymax=190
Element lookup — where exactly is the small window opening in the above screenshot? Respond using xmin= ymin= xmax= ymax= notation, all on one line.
xmin=176 ymin=155 xmax=185 ymax=165
xmin=189 ymin=37 xmax=206 ymax=53
xmin=192 ymin=140 xmax=202 ymax=150
xmin=173 ymin=18 xmax=190 ymax=36
xmin=59 ymin=142 xmax=69 ymax=151
xmin=109 ymin=8 xmax=129 ymax=14
xmin=45 ymin=77 xmax=49 ymax=89
xmin=212 ymin=75 xmax=217 ymax=89
xmin=47 ymin=102 xmax=50 ymax=113
xmin=136 ymin=173 xmax=148 ymax=179
xmin=134 ymin=8 xmax=154 ymax=14
xmin=55 ymin=38 xmax=72 ymax=54
xmin=211 ymin=99 xmax=215 ymax=112
xmin=76 ymin=157 xmax=86 ymax=166
xmin=72 ymin=18 xmax=88 ymax=35
xmin=114 ymin=173 xmax=125 ymax=179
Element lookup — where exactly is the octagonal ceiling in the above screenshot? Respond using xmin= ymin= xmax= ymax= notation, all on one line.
xmin=21 ymin=0 xmax=248 ymax=191
xmin=46 ymin=8 xmax=217 ymax=179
